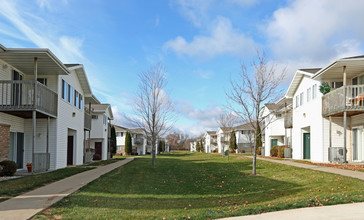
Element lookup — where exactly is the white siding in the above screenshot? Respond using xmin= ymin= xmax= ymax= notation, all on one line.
xmin=292 ymin=76 xmax=323 ymax=162
xmin=56 ymin=70 xmax=85 ymax=168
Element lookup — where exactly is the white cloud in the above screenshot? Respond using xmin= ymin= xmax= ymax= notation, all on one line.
xmin=0 ymin=1 xmax=85 ymax=63
xmin=36 ymin=0 xmax=68 ymax=11
xmin=155 ymin=15 xmax=160 ymax=27
xmin=172 ymin=0 xmax=213 ymax=27
xmin=176 ymin=100 xmax=225 ymax=128
xmin=225 ymin=0 xmax=258 ymax=7
xmin=163 ymin=16 xmax=257 ymax=59
xmin=265 ymin=0 xmax=364 ymax=64
xmin=193 ymin=69 xmax=213 ymax=79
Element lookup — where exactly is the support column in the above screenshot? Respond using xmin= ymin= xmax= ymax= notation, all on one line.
xmin=46 ymin=116 xmax=49 ymax=171
xmin=32 ymin=57 xmax=38 ymax=174
xmin=343 ymin=65 xmax=347 ymax=163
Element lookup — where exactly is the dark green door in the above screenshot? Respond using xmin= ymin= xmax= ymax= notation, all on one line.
xmin=271 ymin=139 xmax=278 ymax=148
xmin=303 ymin=133 xmax=310 ymax=159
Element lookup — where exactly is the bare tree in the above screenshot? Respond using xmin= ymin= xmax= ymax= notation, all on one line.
xmin=226 ymin=51 xmax=286 ymax=175
xmin=216 ymin=112 xmax=238 ymax=160
xmin=133 ymin=63 xmax=176 ymax=166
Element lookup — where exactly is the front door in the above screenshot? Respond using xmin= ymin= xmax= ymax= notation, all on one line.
xmin=303 ymin=133 xmax=310 ymax=159
xmin=352 ymin=127 xmax=363 ymax=161
xmin=271 ymin=139 xmax=278 ymax=148
xmin=95 ymin=142 xmax=102 ymax=160
xmin=9 ymin=132 xmax=24 ymax=169
xmin=67 ymin=136 xmax=74 ymax=165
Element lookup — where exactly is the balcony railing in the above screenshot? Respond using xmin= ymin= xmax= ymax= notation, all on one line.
xmin=284 ymin=111 xmax=293 ymax=128
xmin=0 ymin=80 xmax=57 ymax=118
xmin=322 ymin=85 xmax=364 ymax=117
xmin=84 ymin=111 xmax=91 ymax=130
xmin=134 ymin=138 xmax=143 ymax=145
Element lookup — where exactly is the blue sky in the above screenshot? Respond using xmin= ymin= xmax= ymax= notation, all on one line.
xmin=1 ymin=0 xmax=364 ymax=136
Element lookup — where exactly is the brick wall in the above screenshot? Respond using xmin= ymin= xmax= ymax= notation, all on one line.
xmin=0 ymin=123 xmax=10 ymax=161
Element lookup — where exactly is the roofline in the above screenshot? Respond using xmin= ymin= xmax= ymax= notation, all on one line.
xmin=4 ymin=47 xmax=70 ymax=74
xmin=285 ymin=69 xmax=315 ymax=98
xmin=312 ymin=57 xmax=364 ymax=79
xmin=0 ymin=44 xmax=5 ymax=51
xmin=71 ymin=64 xmax=93 ymax=96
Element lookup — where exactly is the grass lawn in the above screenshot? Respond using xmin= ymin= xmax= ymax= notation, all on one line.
xmin=84 ymin=158 xmax=125 ymax=167
xmin=36 ymin=153 xmax=364 ymax=219
xmin=0 ymin=166 xmax=94 ymax=202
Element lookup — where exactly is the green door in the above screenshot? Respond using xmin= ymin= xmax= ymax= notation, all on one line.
xmin=303 ymin=133 xmax=310 ymax=159
xmin=271 ymin=139 xmax=278 ymax=147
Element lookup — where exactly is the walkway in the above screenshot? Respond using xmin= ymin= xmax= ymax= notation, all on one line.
xmin=223 ymin=202 xmax=364 ymax=220
xmin=0 ymin=157 xmax=134 ymax=220
xmin=252 ymin=156 xmax=364 ymax=181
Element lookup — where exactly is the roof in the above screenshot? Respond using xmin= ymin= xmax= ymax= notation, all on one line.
xmin=65 ymin=64 xmax=93 ymax=97
xmin=91 ymin=104 xmax=114 ymax=120
xmin=128 ymin=128 xmax=145 ymax=134
xmin=0 ymin=45 xmax=70 ymax=75
xmin=265 ymin=97 xmax=292 ymax=111
xmin=298 ymin=68 xmax=321 ymax=74
xmin=85 ymin=94 xmax=101 ymax=105
xmin=234 ymin=123 xmax=254 ymax=131
xmin=313 ymin=56 xmax=364 ymax=80
xmin=114 ymin=125 xmax=128 ymax=132
xmin=285 ymin=69 xmax=316 ymax=98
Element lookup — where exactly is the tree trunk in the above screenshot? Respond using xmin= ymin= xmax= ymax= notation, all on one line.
xmin=151 ymin=136 xmax=156 ymax=166
xmin=252 ymin=140 xmax=257 ymax=175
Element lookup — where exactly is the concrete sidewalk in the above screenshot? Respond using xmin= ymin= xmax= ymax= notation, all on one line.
xmin=252 ymin=156 xmax=364 ymax=181
xmin=0 ymin=157 xmax=134 ymax=220
xmin=223 ymin=202 xmax=364 ymax=220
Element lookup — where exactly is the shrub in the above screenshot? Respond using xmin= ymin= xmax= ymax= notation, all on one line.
xmin=278 ymin=147 xmax=285 ymax=158
xmin=241 ymin=149 xmax=246 ymax=153
xmin=0 ymin=160 xmax=17 ymax=176
xmin=257 ymin=147 xmax=262 ymax=155
xmin=212 ymin=148 xmax=218 ymax=153
xmin=270 ymin=145 xmax=279 ymax=157
xmin=93 ymin=154 xmax=101 ymax=161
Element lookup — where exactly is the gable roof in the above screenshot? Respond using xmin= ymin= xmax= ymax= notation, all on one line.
xmin=234 ymin=123 xmax=254 ymax=131
xmin=285 ymin=69 xmax=316 ymax=98
xmin=0 ymin=44 xmax=69 ymax=75
xmin=114 ymin=125 xmax=128 ymax=132
xmin=65 ymin=64 xmax=93 ymax=97
xmin=91 ymin=104 xmax=114 ymax=120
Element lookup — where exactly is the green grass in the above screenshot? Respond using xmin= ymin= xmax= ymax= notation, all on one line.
xmin=36 ymin=153 xmax=364 ymax=219
xmin=0 ymin=166 xmax=94 ymax=202
xmin=84 ymin=158 xmax=125 ymax=167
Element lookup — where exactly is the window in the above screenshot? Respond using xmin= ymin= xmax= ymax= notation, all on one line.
xmin=121 ymin=132 xmax=123 ymax=137
xmin=79 ymin=94 xmax=83 ymax=109
xmin=116 ymin=132 xmax=121 ymax=137
xmin=103 ymin=114 xmax=107 ymax=125
xmin=62 ymin=80 xmax=67 ymax=100
xmin=300 ymin=92 xmax=304 ymax=106
xmin=312 ymin=84 xmax=317 ymax=99
xmin=67 ymin=85 xmax=72 ymax=103
xmin=275 ymin=114 xmax=282 ymax=118
xmin=307 ymin=87 xmax=311 ymax=102
xmin=296 ymin=95 xmax=299 ymax=108
xmin=74 ymin=90 xmax=79 ymax=107
xmin=37 ymin=78 xmax=47 ymax=86
xmin=91 ymin=115 xmax=98 ymax=119
xmin=331 ymin=81 xmax=343 ymax=89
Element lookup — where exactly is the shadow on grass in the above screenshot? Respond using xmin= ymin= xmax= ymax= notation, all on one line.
xmin=47 ymin=155 xmax=302 ymax=212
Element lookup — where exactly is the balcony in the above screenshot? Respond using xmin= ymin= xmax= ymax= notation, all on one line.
xmin=211 ymin=138 xmax=217 ymax=144
xmin=84 ymin=111 xmax=91 ymax=131
xmin=284 ymin=111 xmax=292 ymax=128
xmin=322 ymin=85 xmax=364 ymax=117
xmin=134 ymin=138 xmax=143 ymax=145
xmin=0 ymin=80 xmax=57 ymax=118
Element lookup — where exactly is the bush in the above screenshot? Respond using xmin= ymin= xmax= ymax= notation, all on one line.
xmin=257 ymin=147 xmax=262 ymax=155
xmin=0 ymin=160 xmax=17 ymax=176
xmin=212 ymin=148 xmax=218 ymax=153
xmin=241 ymin=149 xmax=246 ymax=153
xmin=270 ymin=145 xmax=279 ymax=157
xmin=278 ymin=147 xmax=285 ymax=158
xmin=93 ymin=154 xmax=101 ymax=161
